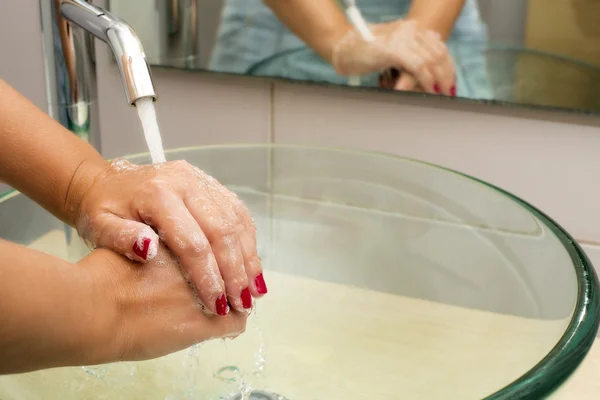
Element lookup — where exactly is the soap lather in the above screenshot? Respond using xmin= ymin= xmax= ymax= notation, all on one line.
xmin=341 ymin=0 xmax=402 ymax=89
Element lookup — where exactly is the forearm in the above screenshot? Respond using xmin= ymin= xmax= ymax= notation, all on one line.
xmin=262 ymin=0 xmax=352 ymax=63
xmin=0 ymin=240 xmax=109 ymax=373
xmin=0 ymin=79 xmax=109 ymax=225
xmin=406 ymin=0 xmax=466 ymax=39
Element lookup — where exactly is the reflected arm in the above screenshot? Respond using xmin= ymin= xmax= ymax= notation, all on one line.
xmin=0 ymin=80 xmax=110 ymax=226
xmin=262 ymin=0 xmax=352 ymax=63
xmin=406 ymin=0 xmax=467 ymax=39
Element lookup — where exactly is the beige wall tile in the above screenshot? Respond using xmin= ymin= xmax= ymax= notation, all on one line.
xmin=0 ymin=1 xmax=47 ymax=110
xmin=95 ymin=47 xmax=272 ymax=159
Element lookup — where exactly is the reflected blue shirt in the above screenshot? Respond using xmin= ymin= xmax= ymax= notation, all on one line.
xmin=209 ymin=0 xmax=492 ymax=99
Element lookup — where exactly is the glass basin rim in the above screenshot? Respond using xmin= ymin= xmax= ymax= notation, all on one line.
xmin=1 ymin=142 xmax=598 ymax=399
xmin=81 ymin=142 xmax=600 ymax=399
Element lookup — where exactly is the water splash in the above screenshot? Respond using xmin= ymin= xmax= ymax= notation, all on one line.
xmin=182 ymin=343 xmax=203 ymax=398
xmin=135 ymin=97 xmax=166 ymax=164
xmin=252 ymin=309 xmax=267 ymax=378
xmin=214 ymin=307 xmax=269 ymax=399
xmin=239 ymin=376 xmax=253 ymax=400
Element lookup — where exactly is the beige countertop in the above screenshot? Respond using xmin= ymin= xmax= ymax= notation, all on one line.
xmin=0 ymin=231 xmax=597 ymax=400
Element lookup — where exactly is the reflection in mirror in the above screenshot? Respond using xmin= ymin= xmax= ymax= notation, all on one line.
xmin=107 ymin=0 xmax=600 ymax=114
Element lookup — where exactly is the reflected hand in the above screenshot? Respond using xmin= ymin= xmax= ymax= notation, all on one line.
xmin=79 ymin=246 xmax=248 ymax=362
xmin=378 ymin=70 xmax=429 ymax=94
xmin=67 ymin=159 xmax=266 ymax=317
xmin=333 ymin=19 xmax=456 ymax=96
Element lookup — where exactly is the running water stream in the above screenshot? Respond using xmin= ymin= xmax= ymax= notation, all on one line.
xmin=135 ymin=97 xmax=166 ymax=164
xmin=134 ymin=97 xmax=266 ymax=399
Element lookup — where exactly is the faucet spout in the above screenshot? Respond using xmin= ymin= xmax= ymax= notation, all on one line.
xmin=59 ymin=0 xmax=157 ymax=105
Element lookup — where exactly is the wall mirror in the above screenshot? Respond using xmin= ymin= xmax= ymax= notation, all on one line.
xmin=107 ymin=0 xmax=600 ymax=114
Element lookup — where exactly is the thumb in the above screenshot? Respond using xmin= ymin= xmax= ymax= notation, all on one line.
xmin=89 ymin=213 xmax=159 ymax=262
xmin=394 ymin=72 xmax=417 ymax=91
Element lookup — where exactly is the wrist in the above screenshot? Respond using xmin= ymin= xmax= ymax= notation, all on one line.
xmin=0 ymin=245 xmax=119 ymax=373
xmin=75 ymin=250 xmax=125 ymax=365
xmin=63 ymin=157 xmax=111 ymax=228
xmin=323 ymin=22 xmax=354 ymax=64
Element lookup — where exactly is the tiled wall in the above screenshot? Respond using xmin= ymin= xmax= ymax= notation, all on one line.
xmin=0 ymin=1 xmax=46 ymax=109
xmin=3 ymin=1 xmax=600 ymax=278
xmin=0 ymin=1 xmax=47 ymax=195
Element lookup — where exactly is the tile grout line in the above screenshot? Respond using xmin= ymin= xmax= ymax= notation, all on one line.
xmin=269 ymin=82 xmax=275 ymax=143
xmin=267 ymin=82 xmax=275 ymax=266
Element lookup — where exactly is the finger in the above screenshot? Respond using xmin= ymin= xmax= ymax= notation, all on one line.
xmin=420 ymin=31 xmax=456 ymax=96
xmin=86 ymin=213 xmax=159 ymax=262
xmin=189 ymin=166 xmax=263 ymax=303
xmin=389 ymin=48 xmax=435 ymax=94
xmin=153 ymin=243 xmax=249 ymax=343
xmin=222 ymin=191 xmax=266 ymax=298
xmin=406 ymin=62 xmax=435 ymax=94
xmin=138 ymin=189 xmax=228 ymax=316
xmin=186 ymin=195 xmax=251 ymax=312
xmin=406 ymin=38 xmax=440 ymax=93
xmin=239 ymin=221 xmax=267 ymax=298
xmin=394 ymin=72 xmax=418 ymax=92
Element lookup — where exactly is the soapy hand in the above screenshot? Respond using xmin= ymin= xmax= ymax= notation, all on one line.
xmin=332 ymin=19 xmax=456 ymax=96
xmin=79 ymin=245 xmax=248 ymax=362
xmin=67 ymin=158 xmax=266 ymax=317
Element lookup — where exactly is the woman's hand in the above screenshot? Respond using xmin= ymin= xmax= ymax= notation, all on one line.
xmin=0 ymin=239 xmax=245 ymax=373
xmin=0 ymin=80 xmax=265 ymax=318
xmin=67 ymin=158 xmax=266 ymax=318
xmin=333 ymin=19 xmax=456 ymax=96
xmin=80 ymin=245 xmax=248 ymax=363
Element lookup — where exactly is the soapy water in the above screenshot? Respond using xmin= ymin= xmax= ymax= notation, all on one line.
xmin=211 ymin=309 xmax=264 ymax=399
xmin=135 ymin=97 xmax=166 ymax=164
xmin=79 ymin=308 xmax=273 ymax=399
xmin=214 ymin=308 xmax=268 ymax=399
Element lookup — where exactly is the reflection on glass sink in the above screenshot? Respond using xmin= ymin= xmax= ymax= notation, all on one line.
xmin=246 ymin=42 xmax=600 ymax=113
xmin=0 ymin=144 xmax=598 ymax=400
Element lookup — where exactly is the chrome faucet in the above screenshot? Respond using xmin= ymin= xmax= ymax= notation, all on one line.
xmin=40 ymin=0 xmax=157 ymax=151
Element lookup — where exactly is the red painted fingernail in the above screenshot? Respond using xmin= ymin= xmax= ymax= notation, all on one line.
xmin=255 ymin=273 xmax=268 ymax=295
xmin=241 ymin=287 xmax=252 ymax=309
xmin=434 ymin=83 xmax=441 ymax=94
xmin=216 ymin=294 xmax=229 ymax=316
xmin=132 ymin=237 xmax=151 ymax=260
xmin=451 ymin=86 xmax=457 ymax=97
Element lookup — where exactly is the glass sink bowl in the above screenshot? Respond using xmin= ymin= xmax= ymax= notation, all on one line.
xmin=0 ymin=144 xmax=598 ymax=399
